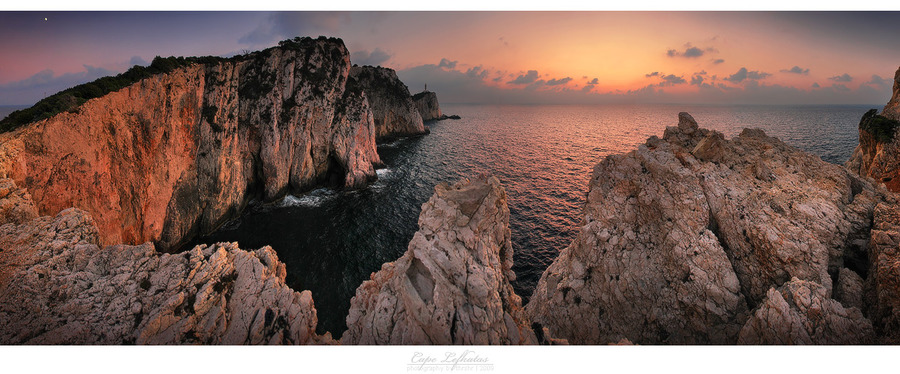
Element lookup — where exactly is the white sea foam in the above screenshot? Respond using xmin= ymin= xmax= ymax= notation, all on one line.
xmin=278 ymin=188 xmax=336 ymax=207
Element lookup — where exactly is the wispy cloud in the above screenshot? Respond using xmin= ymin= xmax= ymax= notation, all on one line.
xmin=780 ymin=66 xmax=810 ymax=75
xmin=828 ymin=73 xmax=853 ymax=82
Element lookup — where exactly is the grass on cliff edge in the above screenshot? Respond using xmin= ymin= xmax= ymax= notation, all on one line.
xmin=860 ymin=108 xmax=900 ymax=143
xmin=0 ymin=36 xmax=342 ymax=134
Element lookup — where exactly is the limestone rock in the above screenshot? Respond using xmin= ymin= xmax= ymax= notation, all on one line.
xmin=412 ymin=91 xmax=442 ymax=121
xmin=866 ymin=201 xmax=900 ymax=343
xmin=0 ymin=208 xmax=332 ymax=345
xmin=0 ymin=37 xmax=384 ymax=252
xmin=342 ymin=175 xmax=537 ymax=345
xmin=834 ymin=267 xmax=864 ymax=310
xmin=0 ymin=178 xmax=37 ymax=226
xmin=348 ymin=66 xmax=426 ymax=141
xmin=527 ymin=113 xmax=883 ymax=344
xmin=737 ymin=278 xmax=874 ymax=344
xmin=846 ymin=66 xmax=900 ymax=192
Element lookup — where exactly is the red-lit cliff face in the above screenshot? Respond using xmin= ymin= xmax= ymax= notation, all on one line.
xmin=846 ymin=66 xmax=900 ymax=192
xmin=0 ymin=37 xmax=387 ymax=252
xmin=349 ymin=66 xmax=426 ymax=141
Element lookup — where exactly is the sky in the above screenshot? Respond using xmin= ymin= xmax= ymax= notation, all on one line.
xmin=1 ymin=11 xmax=899 ymax=106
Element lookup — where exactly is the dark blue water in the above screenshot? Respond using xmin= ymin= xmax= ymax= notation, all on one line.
xmin=198 ymin=103 xmax=875 ymax=337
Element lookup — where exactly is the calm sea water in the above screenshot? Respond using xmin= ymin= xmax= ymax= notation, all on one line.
xmin=198 ymin=103 xmax=873 ymax=337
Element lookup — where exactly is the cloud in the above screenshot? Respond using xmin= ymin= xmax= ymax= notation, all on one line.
xmin=724 ymin=67 xmax=771 ymax=83
xmin=239 ymin=12 xmax=349 ymax=46
xmin=780 ymin=66 xmax=810 ymax=75
xmin=645 ymin=72 xmax=660 ymax=78
xmin=546 ymin=77 xmax=573 ymax=86
xmin=667 ymin=43 xmax=712 ymax=58
xmin=588 ymin=78 xmax=599 ymax=85
xmin=812 ymin=82 xmax=821 ymax=88
xmin=0 ymin=65 xmax=118 ymax=105
xmin=129 ymin=56 xmax=148 ymax=67
xmin=865 ymin=74 xmax=888 ymax=86
xmin=465 ymin=66 xmax=488 ymax=80
xmin=712 ymin=59 xmax=725 ymax=65
xmin=660 ymin=74 xmax=686 ymax=85
xmin=438 ymin=58 xmax=458 ymax=70
xmin=828 ymin=73 xmax=853 ymax=82
xmin=508 ymin=70 xmax=540 ymax=85
xmin=691 ymin=75 xmax=704 ymax=86
xmin=350 ymin=48 xmax=392 ymax=66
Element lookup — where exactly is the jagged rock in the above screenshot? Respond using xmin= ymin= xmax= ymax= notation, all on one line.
xmin=412 ymin=91 xmax=442 ymax=121
xmin=342 ymin=175 xmax=538 ymax=344
xmin=527 ymin=112 xmax=883 ymax=344
xmin=866 ymin=201 xmax=900 ymax=343
xmin=834 ymin=267 xmax=864 ymax=310
xmin=0 ymin=207 xmax=333 ymax=344
xmin=847 ymin=66 xmax=900 ymax=192
xmin=0 ymin=37 xmax=387 ymax=252
xmin=737 ymin=278 xmax=874 ymax=344
xmin=883 ymin=67 xmax=900 ymax=121
xmin=0 ymin=178 xmax=37 ymax=226
xmin=349 ymin=66 xmax=426 ymax=141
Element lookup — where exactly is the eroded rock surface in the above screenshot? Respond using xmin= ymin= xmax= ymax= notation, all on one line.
xmin=847 ymin=66 xmax=900 ymax=192
xmin=737 ymin=278 xmax=874 ymax=344
xmin=342 ymin=175 xmax=538 ymax=344
xmin=0 ymin=37 xmax=385 ymax=252
xmin=527 ymin=112 xmax=882 ymax=344
xmin=349 ymin=66 xmax=426 ymax=141
xmin=0 ymin=207 xmax=332 ymax=345
xmin=412 ymin=91 xmax=442 ymax=121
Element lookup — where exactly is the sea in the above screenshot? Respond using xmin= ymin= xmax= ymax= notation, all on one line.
xmin=193 ymin=103 xmax=876 ymax=337
xmin=3 ymin=103 xmax=874 ymax=338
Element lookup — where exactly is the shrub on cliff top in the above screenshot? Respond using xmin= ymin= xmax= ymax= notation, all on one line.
xmin=0 ymin=36 xmax=347 ymax=134
xmin=860 ymin=109 xmax=900 ymax=143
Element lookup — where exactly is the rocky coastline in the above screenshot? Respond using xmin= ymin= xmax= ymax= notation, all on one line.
xmin=412 ymin=90 xmax=460 ymax=121
xmin=1 ymin=40 xmax=900 ymax=345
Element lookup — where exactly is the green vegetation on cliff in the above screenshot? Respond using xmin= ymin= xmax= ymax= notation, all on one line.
xmin=860 ymin=108 xmax=900 ymax=143
xmin=0 ymin=36 xmax=343 ymax=134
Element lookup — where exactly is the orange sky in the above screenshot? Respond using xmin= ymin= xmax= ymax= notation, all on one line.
xmin=1 ymin=12 xmax=899 ymax=105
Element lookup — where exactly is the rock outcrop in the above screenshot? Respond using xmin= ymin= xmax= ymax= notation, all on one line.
xmin=737 ymin=278 xmax=875 ymax=344
xmin=866 ymin=200 xmax=900 ymax=343
xmin=527 ymin=112 xmax=881 ymax=344
xmin=349 ymin=66 xmax=426 ymax=141
xmin=0 ymin=203 xmax=332 ymax=344
xmin=0 ymin=37 xmax=387 ymax=252
xmin=342 ymin=175 xmax=538 ymax=344
xmin=412 ymin=91 xmax=442 ymax=121
xmin=847 ymin=66 xmax=900 ymax=192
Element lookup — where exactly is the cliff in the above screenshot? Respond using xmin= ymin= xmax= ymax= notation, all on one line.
xmin=412 ymin=91 xmax=442 ymax=121
xmin=0 ymin=181 xmax=333 ymax=344
xmin=526 ymin=112 xmax=889 ymax=344
xmin=847 ymin=66 xmax=900 ymax=192
xmin=342 ymin=175 xmax=541 ymax=344
xmin=348 ymin=66 xmax=426 ymax=141
xmin=0 ymin=37 xmax=389 ymax=252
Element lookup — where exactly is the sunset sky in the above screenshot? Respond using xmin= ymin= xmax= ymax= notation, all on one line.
xmin=1 ymin=11 xmax=899 ymax=105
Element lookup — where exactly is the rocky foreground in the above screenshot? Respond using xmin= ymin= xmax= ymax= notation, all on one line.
xmin=527 ymin=112 xmax=899 ymax=344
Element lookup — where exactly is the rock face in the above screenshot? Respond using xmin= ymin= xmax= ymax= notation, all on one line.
xmin=527 ymin=112 xmax=881 ymax=344
xmin=866 ymin=200 xmax=900 ymax=343
xmin=737 ymin=278 xmax=875 ymax=344
xmin=412 ymin=91 xmax=442 ymax=121
xmin=348 ymin=66 xmax=426 ymax=141
xmin=342 ymin=175 xmax=537 ymax=344
xmin=0 ymin=203 xmax=332 ymax=344
xmin=847 ymin=66 xmax=900 ymax=192
xmin=0 ymin=37 xmax=386 ymax=252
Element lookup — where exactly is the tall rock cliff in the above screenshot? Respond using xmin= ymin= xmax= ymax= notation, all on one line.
xmin=527 ymin=113 xmax=884 ymax=344
xmin=0 ymin=37 xmax=388 ymax=252
xmin=348 ymin=66 xmax=426 ymax=141
xmin=847 ymin=66 xmax=900 ymax=192
xmin=412 ymin=91 xmax=442 ymax=121
xmin=342 ymin=175 xmax=538 ymax=344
